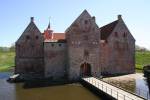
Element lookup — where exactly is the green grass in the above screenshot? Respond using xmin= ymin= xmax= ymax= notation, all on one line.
xmin=0 ymin=51 xmax=15 ymax=72
xmin=0 ymin=51 xmax=150 ymax=72
xmin=136 ymin=51 xmax=150 ymax=70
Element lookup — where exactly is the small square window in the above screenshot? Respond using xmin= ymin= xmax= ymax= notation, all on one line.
xmin=26 ymin=35 xmax=30 ymax=39
xmin=51 ymin=44 xmax=54 ymax=47
xmin=59 ymin=44 xmax=62 ymax=46
xmin=84 ymin=20 xmax=88 ymax=24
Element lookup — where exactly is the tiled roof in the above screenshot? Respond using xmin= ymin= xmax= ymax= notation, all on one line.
xmin=100 ymin=20 xmax=118 ymax=40
xmin=52 ymin=33 xmax=65 ymax=40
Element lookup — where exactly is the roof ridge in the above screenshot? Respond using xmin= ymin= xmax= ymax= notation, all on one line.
xmin=100 ymin=20 xmax=119 ymax=40
xmin=100 ymin=20 xmax=118 ymax=29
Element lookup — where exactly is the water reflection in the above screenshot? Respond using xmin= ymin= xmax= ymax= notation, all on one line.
xmin=0 ymin=72 xmax=100 ymax=100
xmin=145 ymin=78 xmax=150 ymax=94
xmin=103 ymin=73 xmax=150 ymax=99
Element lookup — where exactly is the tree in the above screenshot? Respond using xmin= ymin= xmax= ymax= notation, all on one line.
xmin=10 ymin=43 xmax=15 ymax=52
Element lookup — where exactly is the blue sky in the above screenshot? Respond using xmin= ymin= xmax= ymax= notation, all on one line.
xmin=0 ymin=0 xmax=150 ymax=49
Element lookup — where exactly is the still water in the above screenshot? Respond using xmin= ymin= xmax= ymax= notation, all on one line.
xmin=1 ymin=72 xmax=150 ymax=100
xmin=103 ymin=73 xmax=150 ymax=99
xmin=0 ymin=72 xmax=101 ymax=100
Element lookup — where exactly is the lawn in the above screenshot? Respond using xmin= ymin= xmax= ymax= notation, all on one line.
xmin=0 ymin=51 xmax=15 ymax=72
xmin=0 ymin=51 xmax=150 ymax=72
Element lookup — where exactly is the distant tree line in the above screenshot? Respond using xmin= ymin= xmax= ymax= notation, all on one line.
xmin=0 ymin=43 xmax=15 ymax=52
xmin=136 ymin=45 xmax=149 ymax=52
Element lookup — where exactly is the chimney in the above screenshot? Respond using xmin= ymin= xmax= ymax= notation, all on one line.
xmin=31 ymin=17 xmax=34 ymax=22
xmin=118 ymin=15 xmax=122 ymax=20
xmin=92 ymin=16 xmax=95 ymax=22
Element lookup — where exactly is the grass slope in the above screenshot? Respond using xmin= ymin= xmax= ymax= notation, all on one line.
xmin=136 ymin=51 xmax=150 ymax=70
xmin=0 ymin=51 xmax=150 ymax=72
xmin=0 ymin=52 xmax=15 ymax=72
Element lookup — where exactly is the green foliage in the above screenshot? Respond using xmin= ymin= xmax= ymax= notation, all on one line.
xmin=136 ymin=51 xmax=150 ymax=70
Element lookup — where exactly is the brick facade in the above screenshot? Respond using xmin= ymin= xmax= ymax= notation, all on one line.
xmin=15 ymin=10 xmax=135 ymax=81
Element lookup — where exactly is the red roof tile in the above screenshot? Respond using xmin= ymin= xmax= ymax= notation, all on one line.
xmin=52 ymin=33 xmax=65 ymax=40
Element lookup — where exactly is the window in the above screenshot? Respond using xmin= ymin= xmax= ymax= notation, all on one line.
xmin=59 ymin=44 xmax=62 ymax=47
xmin=26 ymin=35 xmax=30 ymax=39
xmin=36 ymin=35 xmax=39 ymax=39
xmin=84 ymin=20 xmax=88 ymax=24
xmin=123 ymin=32 xmax=126 ymax=38
xmin=17 ymin=44 xmax=20 ymax=47
xmin=51 ymin=44 xmax=54 ymax=47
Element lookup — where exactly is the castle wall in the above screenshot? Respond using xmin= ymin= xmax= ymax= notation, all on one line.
xmin=44 ymin=42 xmax=67 ymax=79
xmin=100 ymin=20 xmax=135 ymax=75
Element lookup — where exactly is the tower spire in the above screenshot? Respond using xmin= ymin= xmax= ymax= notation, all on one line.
xmin=47 ymin=17 xmax=50 ymax=29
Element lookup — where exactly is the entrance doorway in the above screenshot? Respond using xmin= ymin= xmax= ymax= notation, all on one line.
xmin=80 ymin=62 xmax=91 ymax=77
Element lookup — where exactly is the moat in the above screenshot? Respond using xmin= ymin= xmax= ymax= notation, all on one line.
xmin=0 ymin=72 xmax=149 ymax=100
xmin=0 ymin=72 xmax=101 ymax=100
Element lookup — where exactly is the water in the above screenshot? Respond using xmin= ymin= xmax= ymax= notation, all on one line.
xmin=0 ymin=72 xmax=101 ymax=100
xmin=1 ymin=72 xmax=150 ymax=100
xmin=103 ymin=73 xmax=150 ymax=99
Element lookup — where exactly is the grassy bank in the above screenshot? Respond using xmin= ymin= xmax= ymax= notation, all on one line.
xmin=136 ymin=51 xmax=150 ymax=70
xmin=0 ymin=51 xmax=150 ymax=72
xmin=0 ymin=51 xmax=15 ymax=72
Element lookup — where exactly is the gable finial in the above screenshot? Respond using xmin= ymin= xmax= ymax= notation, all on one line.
xmin=31 ymin=17 xmax=34 ymax=22
xmin=118 ymin=15 xmax=122 ymax=20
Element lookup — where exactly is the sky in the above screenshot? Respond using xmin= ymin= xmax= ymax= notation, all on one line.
xmin=0 ymin=0 xmax=150 ymax=49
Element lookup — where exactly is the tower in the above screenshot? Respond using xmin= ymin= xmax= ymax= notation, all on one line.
xmin=66 ymin=10 xmax=101 ymax=80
